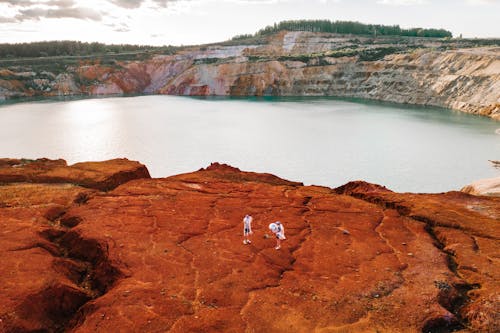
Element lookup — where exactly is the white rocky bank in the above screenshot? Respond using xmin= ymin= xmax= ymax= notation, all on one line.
xmin=461 ymin=176 xmax=500 ymax=197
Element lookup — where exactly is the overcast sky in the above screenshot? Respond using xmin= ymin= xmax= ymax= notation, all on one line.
xmin=0 ymin=0 xmax=499 ymax=45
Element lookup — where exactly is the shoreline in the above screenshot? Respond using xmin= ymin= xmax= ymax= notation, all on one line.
xmin=1 ymin=32 xmax=498 ymax=119
xmin=0 ymin=93 xmax=495 ymax=120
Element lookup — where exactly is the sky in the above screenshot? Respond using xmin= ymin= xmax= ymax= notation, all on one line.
xmin=0 ymin=0 xmax=499 ymax=46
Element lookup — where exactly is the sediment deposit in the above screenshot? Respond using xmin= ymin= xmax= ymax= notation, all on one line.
xmin=1 ymin=32 xmax=499 ymax=119
xmin=1 ymin=159 xmax=498 ymax=332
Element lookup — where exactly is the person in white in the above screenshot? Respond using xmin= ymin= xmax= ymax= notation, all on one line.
xmin=269 ymin=221 xmax=286 ymax=250
xmin=243 ymin=214 xmax=253 ymax=244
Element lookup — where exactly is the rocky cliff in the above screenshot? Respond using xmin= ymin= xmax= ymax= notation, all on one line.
xmin=1 ymin=32 xmax=499 ymax=119
xmin=1 ymin=158 xmax=498 ymax=332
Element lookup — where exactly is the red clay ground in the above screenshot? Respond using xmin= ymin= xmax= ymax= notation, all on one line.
xmin=0 ymin=159 xmax=498 ymax=332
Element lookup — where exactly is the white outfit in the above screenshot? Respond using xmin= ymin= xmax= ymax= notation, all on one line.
xmin=243 ymin=215 xmax=253 ymax=236
xmin=269 ymin=222 xmax=286 ymax=240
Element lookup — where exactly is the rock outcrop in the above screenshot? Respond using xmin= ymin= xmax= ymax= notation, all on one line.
xmin=1 ymin=159 xmax=498 ymax=332
xmin=0 ymin=158 xmax=151 ymax=191
xmin=1 ymin=32 xmax=499 ymax=119
xmin=461 ymin=176 xmax=500 ymax=197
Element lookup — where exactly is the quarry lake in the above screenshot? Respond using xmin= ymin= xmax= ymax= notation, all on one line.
xmin=0 ymin=95 xmax=498 ymax=192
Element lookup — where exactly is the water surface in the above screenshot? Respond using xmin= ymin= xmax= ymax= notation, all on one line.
xmin=0 ymin=95 xmax=498 ymax=192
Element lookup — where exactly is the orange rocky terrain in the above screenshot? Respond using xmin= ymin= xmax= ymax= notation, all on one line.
xmin=0 ymin=159 xmax=498 ymax=332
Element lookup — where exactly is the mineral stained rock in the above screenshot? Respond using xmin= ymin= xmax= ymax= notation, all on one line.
xmin=0 ymin=159 xmax=498 ymax=332
xmin=1 ymin=32 xmax=499 ymax=119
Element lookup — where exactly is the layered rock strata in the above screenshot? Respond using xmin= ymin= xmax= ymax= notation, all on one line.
xmin=1 ymin=32 xmax=499 ymax=119
xmin=1 ymin=159 xmax=498 ymax=332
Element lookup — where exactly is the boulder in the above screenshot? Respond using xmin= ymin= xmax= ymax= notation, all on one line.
xmin=461 ymin=176 xmax=500 ymax=197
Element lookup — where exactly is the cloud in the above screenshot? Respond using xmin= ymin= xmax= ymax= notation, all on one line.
xmin=465 ymin=0 xmax=498 ymax=4
xmin=0 ymin=0 xmax=76 ymax=8
xmin=105 ymin=21 xmax=131 ymax=32
xmin=0 ymin=0 xmax=36 ymax=6
xmin=0 ymin=0 xmax=76 ymax=5
xmin=108 ymin=0 xmax=144 ymax=8
xmin=107 ymin=0 xmax=284 ymax=9
xmin=0 ymin=0 xmax=102 ymax=22
xmin=377 ymin=0 xmax=427 ymax=5
xmin=0 ymin=16 xmax=17 ymax=23
xmin=152 ymin=0 xmax=177 ymax=7
xmin=16 ymin=7 xmax=102 ymax=21
xmin=46 ymin=0 xmax=76 ymax=7
xmin=108 ymin=0 xmax=184 ymax=8
xmin=113 ymin=27 xmax=131 ymax=32
xmin=223 ymin=0 xmax=292 ymax=3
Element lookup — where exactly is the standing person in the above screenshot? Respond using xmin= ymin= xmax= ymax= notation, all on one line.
xmin=243 ymin=214 xmax=253 ymax=244
xmin=269 ymin=221 xmax=286 ymax=250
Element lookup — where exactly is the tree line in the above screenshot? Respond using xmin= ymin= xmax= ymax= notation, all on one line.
xmin=0 ymin=41 xmax=176 ymax=59
xmin=0 ymin=20 xmax=453 ymax=59
xmin=253 ymin=20 xmax=452 ymax=38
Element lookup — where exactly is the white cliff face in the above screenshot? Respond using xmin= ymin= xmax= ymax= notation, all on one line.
xmin=167 ymin=44 xmax=499 ymax=118
xmin=144 ymin=57 xmax=193 ymax=93
xmin=192 ymin=45 xmax=259 ymax=59
xmin=282 ymin=32 xmax=301 ymax=52
xmin=285 ymin=49 xmax=500 ymax=118
xmin=52 ymin=73 xmax=79 ymax=96
xmin=0 ymin=32 xmax=499 ymax=119
xmin=91 ymin=82 xmax=123 ymax=95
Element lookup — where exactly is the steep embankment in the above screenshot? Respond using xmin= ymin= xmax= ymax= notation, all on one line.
xmin=1 ymin=159 xmax=498 ymax=332
xmin=1 ymin=32 xmax=499 ymax=119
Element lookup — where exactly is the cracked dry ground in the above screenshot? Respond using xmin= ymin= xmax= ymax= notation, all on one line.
xmin=0 ymin=160 xmax=498 ymax=332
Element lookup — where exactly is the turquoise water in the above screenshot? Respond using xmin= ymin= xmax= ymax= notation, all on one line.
xmin=0 ymin=95 xmax=498 ymax=192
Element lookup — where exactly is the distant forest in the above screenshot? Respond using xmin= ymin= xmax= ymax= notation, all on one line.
xmin=0 ymin=20 xmax=453 ymax=59
xmin=0 ymin=41 xmax=176 ymax=59
xmin=232 ymin=19 xmax=452 ymax=40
